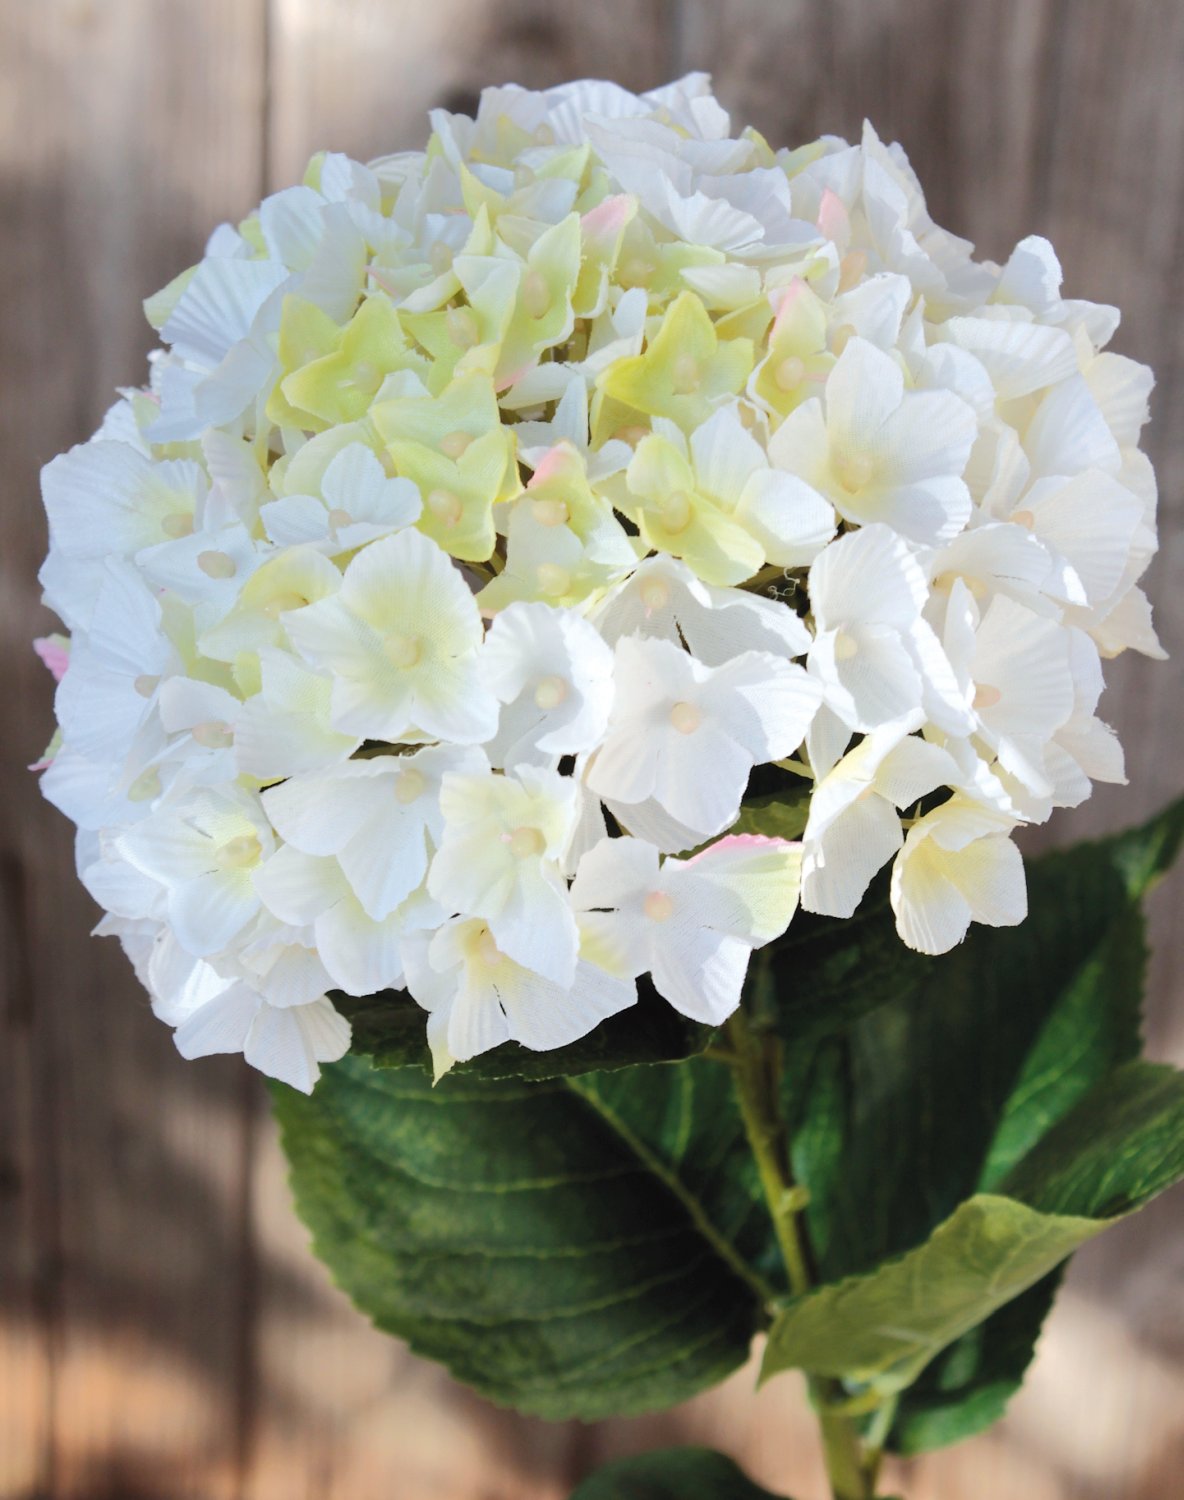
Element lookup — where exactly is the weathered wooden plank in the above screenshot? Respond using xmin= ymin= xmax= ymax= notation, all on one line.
xmin=267 ymin=0 xmax=679 ymax=184
xmin=0 ymin=2 xmax=268 ymax=1496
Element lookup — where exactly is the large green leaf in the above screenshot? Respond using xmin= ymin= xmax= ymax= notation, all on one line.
xmin=273 ymin=1053 xmax=772 ymax=1420
xmin=768 ymin=797 xmax=1184 ymax=1448
xmin=275 ymin=798 xmax=1184 ymax=1432
xmin=337 ymin=981 xmax=715 ymax=1080
xmin=763 ymin=1062 xmax=1184 ymax=1392
xmin=569 ymin=1447 xmax=788 ymax=1499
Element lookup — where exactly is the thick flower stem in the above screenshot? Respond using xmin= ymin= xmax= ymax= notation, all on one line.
xmin=723 ymin=1007 xmax=880 ymax=1500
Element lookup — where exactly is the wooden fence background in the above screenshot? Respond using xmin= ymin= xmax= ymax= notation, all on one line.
xmin=2 ymin=2 xmax=1183 ymax=1496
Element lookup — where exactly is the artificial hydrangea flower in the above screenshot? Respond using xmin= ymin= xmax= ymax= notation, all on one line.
xmin=35 ymin=75 xmax=1163 ymax=1091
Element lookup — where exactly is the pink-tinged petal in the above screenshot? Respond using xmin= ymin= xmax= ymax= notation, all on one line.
xmin=527 ymin=443 xmax=571 ymax=488
xmin=580 ymin=193 xmax=635 ymax=245
xmin=686 ymin=833 xmax=793 ymax=861
xmin=34 ymin=635 xmax=71 ymax=682
xmin=817 ymin=187 xmax=850 ymax=242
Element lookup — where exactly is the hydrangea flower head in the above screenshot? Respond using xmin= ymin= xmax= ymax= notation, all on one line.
xmin=36 ymin=75 xmax=1162 ymax=1090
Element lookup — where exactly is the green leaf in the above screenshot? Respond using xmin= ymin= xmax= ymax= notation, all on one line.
xmin=765 ymin=797 xmax=1184 ymax=1448
xmin=338 ymin=980 xmax=716 ymax=1080
xmin=763 ymin=1062 xmax=1184 ymax=1394
xmin=731 ymin=785 xmax=812 ymax=841
xmin=569 ymin=1447 xmax=788 ymax=1499
xmin=272 ymin=1052 xmax=774 ymax=1420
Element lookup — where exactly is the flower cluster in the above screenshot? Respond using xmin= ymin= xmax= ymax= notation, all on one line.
xmin=36 ymin=75 xmax=1162 ymax=1090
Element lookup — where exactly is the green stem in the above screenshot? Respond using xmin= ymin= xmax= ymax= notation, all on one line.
xmin=722 ymin=1006 xmax=885 ymax=1500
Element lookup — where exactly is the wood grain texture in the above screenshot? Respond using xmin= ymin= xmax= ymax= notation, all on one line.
xmin=1 ymin=1 xmax=1182 ymax=1497
xmin=0 ymin=3 xmax=269 ymax=1498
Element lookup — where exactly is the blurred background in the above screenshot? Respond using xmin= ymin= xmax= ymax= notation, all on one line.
xmin=2 ymin=2 xmax=1182 ymax=1496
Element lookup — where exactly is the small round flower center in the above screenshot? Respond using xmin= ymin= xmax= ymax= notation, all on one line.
xmin=621 ymin=256 xmax=655 ymax=286
xmin=394 ymin=766 xmax=426 ymax=805
xmin=522 ymin=268 xmax=551 ymax=319
xmin=263 ymin=591 xmax=308 ymax=619
xmin=531 ymin=497 xmax=569 ymax=527
xmin=612 ymin=424 xmax=650 ymax=445
xmin=773 ymin=355 xmax=806 ymax=391
xmin=506 ymin=825 xmax=546 ymax=859
xmin=830 ymin=323 xmax=857 ymax=358
xmin=533 ymin=675 xmax=568 ymax=710
xmin=439 ymin=429 xmax=472 ymax=460
xmin=834 ymin=630 xmax=859 ymax=661
xmin=837 ymin=452 xmax=875 ymax=492
xmin=445 ymin=306 xmax=480 ymax=350
xmin=428 ymin=488 xmax=463 ymax=527
xmin=657 ymin=490 xmax=693 ymax=535
xmin=192 ymin=720 xmax=234 ymax=750
xmin=973 ymin=683 xmax=1003 ymax=710
xmin=217 ymin=833 xmax=262 ymax=871
xmin=133 ymin=674 xmax=160 ymax=699
xmin=128 ymin=768 xmax=162 ymax=802
xmin=351 ymin=360 xmax=377 ymax=386
xmin=643 ymin=890 xmax=675 ymax=923
xmin=670 ymin=353 xmax=701 ymax=394
xmin=536 ymin=563 xmax=571 ymax=598
xmin=160 ymin=512 xmax=193 ymax=539
xmin=640 ymin=578 xmax=671 ymax=612
xmin=1011 ymin=509 xmax=1036 ymax=530
xmin=669 ymin=700 xmax=702 ymax=735
xmin=383 ymin=633 xmax=422 ymax=669
xmin=197 ymin=549 xmax=237 ymax=579
xmin=326 ymin=507 xmax=352 ymax=530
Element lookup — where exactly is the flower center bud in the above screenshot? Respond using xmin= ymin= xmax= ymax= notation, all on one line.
xmin=671 ymin=353 xmax=702 ymax=394
xmin=833 ymin=630 xmax=859 ymax=661
xmin=197 ymin=549 xmax=237 ymax=579
xmin=973 ymin=682 xmax=1003 ymax=710
xmin=536 ymin=563 xmax=571 ymax=598
xmin=836 ymin=452 xmax=875 ymax=492
xmin=522 ymin=268 xmax=551 ymax=319
xmin=439 ymin=429 xmax=472 ymax=459
xmin=621 ymin=256 xmax=655 ymax=286
xmin=394 ymin=766 xmax=426 ymax=805
xmin=830 ymin=323 xmax=857 ymax=357
xmin=531 ymin=497 xmax=569 ymax=527
xmin=351 ymin=360 xmax=377 ymax=386
xmin=643 ymin=890 xmax=675 ymax=923
xmin=506 ymin=825 xmax=545 ymax=859
xmin=217 ymin=833 xmax=262 ymax=870
xmin=430 ymin=241 xmax=454 ymax=275
xmin=657 ymin=490 xmax=693 ymax=535
xmin=1011 ymin=509 xmax=1035 ymax=530
xmin=263 ymin=591 xmax=308 ymax=619
xmin=445 ymin=306 xmax=480 ymax=349
xmin=640 ymin=577 xmax=670 ymax=612
xmin=534 ymin=675 xmax=568 ymax=710
xmin=327 ymin=507 xmax=352 ymax=530
xmin=612 ymin=424 xmax=650 ymax=445
xmin=383 ymin=633 xmax=422 ymax=668
xmin=773 ymin=355 xmax=806 ymax=391
xmin=133 ymin=674 xmax=159 ymax=699
xmin=428 ymin=488 xmax=463 ymax=528
xmin=669 ymin=700 xmax=702 ymax=735
xmin=192 ymin=720 xmax=234 ymax=749
xmin=128 ymin=768 xmax=162 ymax=802
xmin=160 ymin=512 xmax=193 ymax=539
